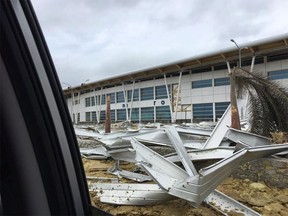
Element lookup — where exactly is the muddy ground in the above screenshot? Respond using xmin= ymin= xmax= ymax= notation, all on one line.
xmin=83 ymin=158 xmax=288 ymax=216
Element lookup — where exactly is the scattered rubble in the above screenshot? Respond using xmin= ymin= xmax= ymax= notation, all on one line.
xmin=84 ymin=159 xmax=288 ymax=216
xmin=76 ymin=104 xmax=288 ymax=215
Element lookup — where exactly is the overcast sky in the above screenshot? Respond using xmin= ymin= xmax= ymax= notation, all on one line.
xmin=31 ymin=0 xmax=288 ymax=87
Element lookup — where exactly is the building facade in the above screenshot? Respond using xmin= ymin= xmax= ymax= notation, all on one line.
xmin=63 ymin=35 xmax=288 ymax=124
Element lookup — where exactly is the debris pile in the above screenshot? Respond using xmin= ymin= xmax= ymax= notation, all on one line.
xmin=76 ymin=105 xmax=288 ymax=215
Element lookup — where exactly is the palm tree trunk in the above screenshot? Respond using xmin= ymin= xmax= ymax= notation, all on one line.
xmin=230 ymin=70 xmax=241 ymax=130
xmin=105 ymin=95 xmax=111 ymax=133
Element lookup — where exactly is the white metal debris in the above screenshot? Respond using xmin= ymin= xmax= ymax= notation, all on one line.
xmin=89 ymin=183 xmax=174 ymax=205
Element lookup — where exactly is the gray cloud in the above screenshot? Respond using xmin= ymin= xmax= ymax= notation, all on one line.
xmin=31 ymin=0 xmax=288 ymax=86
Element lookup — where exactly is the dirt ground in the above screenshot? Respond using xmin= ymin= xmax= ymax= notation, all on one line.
xmin=83 ymin=158 xmax=288 ymax=216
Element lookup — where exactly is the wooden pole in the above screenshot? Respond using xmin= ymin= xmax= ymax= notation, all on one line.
xmin=105 ymin=95 xmax=111 ymax=133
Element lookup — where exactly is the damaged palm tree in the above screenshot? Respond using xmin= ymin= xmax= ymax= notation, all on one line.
xmin=229 ymin=67 xmax=241 ymax=130
xmin=234 ymin=67 xmax=288 ymax=136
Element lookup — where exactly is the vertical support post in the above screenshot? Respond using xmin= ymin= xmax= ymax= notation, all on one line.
xmin=250 ymin=55 xmax=255 ymax=72
xmin=129 ymin=80 xmax=135 ymax=122
xmin=105 ymin=95 xmax=111 ymax=133
xmin=122 ymin=83 xmax=129 ymax=121
xmin=173 ymin=71 xmax=182 ymax=123
xmin=153 ymin=82 xmax=156 ymax=123
xmin=76 ymin=91 xmax=80 ymax=124
xmin=97 ymin=87 xmax=103 ymax=124
xmin=226 ymin=61 xmax=231 ymax=74
xmin=93 ymin=88 xmax=97 ymax=124
xmin=71 ymin=89 xmax=75 ymax=123
xmin=212 ymin=66 xmax=216 ymax=122
xmin=154 ymin=106 xmax=156 ymax=123
xmin=164 ymin=74 xmax=173 ymax=123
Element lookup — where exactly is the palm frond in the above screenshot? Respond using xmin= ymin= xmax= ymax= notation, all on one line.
xmin=233 ymin=67 xmax=288 ymax=136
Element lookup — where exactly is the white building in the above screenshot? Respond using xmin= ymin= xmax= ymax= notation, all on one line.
xmin=63 ymin=35 xmax=288 ymax=124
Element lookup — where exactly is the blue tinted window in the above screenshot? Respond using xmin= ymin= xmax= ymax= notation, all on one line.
xmin=91 ymin=111 xmax=97 ymax=122
xmin=128 ymin=89 xmax=139 ymax=102
xmin=91 ymin=96 xmax=95 ymax=106
xmin=95 ymin=95 xmax=100 ymax=105
xmin=141 ymin=87 xmax=154 ymax=101
xmin=116 ymin=91 xmax=125 ymax=103
xmin=107 ymin=93 xmax=115 ymax=104
xmin=156 ymin=106 xmax=171 ymax=121
xmin=141 ymin=107 xmax=154 ymax=121
xmin=192 ymin=79 xmax=212 ymax=89
xmin=85 ymin=97 xmax=90 ymax=107
xmin=268 ymin=69 xmax=288 ymax=80
xmin=130 ymin=108 xmax=139 ymax=121
xmin=214 ymin=77 xmax=230 ymax=86
xmin=193 ymin=103 xmax=213 ymax=122
xmin=101 ymin=95 xmax=106 ymax=105
xmin=100 ymin=110 xmax=105 ymax=122
xmin=85 ymin=112 xmax=91 ymax=122
xmin=133 ymin=89 xmax=139 ymax=101
xmin=155 ymin=85 xmax=169 ymax=99
xmin=110 ymin=110 xmax=115 ymax=122
xmin=215 ymin=102 xmax=230 ymax=119
xmin=117 ymin=109 xmax=126 ymax=121
xmin=128 ymin=90 xmax=132 ymax=102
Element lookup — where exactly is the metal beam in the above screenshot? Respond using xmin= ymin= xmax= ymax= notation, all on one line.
xmin=164 ymin=74 xmax=174 ymax=122
xmin=107 ymin=162 xmax=153 ymax=182
xmin=205 ymin=190 xmax=261 ymax=216
xmin=202 ymin=104 xmax=231 ymax=149
xmin=220 ymin=53 xmax=226 ymax=59
xmin=164 ymin=126 xmax=197 ymax=176
xmin=89 ymin=183 xmax=174 ymax=205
